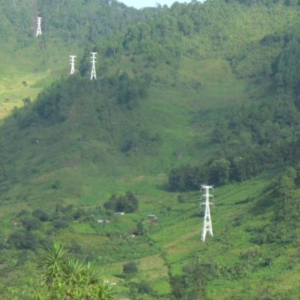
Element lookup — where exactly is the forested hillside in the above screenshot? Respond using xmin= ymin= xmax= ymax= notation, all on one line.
xmin=2 ymin=0 xmax=300 ymax=299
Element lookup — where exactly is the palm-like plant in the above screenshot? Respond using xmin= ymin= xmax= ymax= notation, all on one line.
xmin=34 ymin=242 xmax=115 ymax=300
xmin=96 ymin=283 xmax=115 ymax=300
xmin=82 ymin=262 xmax=100 ymax=285
xmin=61 ymin=258 xmax=84 ymax=286
xmin=39 ymin=242 xmax=68 ymax=284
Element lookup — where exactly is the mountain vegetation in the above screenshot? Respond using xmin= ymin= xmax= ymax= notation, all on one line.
xmin=2 ymin=0 xmax=300 ymax=299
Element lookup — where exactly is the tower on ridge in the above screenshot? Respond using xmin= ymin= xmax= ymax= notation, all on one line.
xmin=201 ymin=185 xmax=214 ymax=242
xmin=70 ymin=55 xmax=76 ymax=75
xmin=90 ymin=52 xmax=97 ymax=80
xmin=36 ymin=17 xmax=42 ymax=37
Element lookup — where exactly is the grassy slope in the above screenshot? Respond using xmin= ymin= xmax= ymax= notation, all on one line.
xmin=2 ymin=3 xmax=300 ymax=300
xmin=0 ymin=36 xmax=81 ymax=120
xmin=0 ymin=56 xmax=276 ymax=299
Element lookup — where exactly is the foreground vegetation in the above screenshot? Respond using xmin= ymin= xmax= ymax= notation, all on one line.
xmin=8 ymin=243 xmax=114 ymax=300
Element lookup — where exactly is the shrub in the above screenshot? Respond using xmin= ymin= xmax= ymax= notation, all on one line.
xmin=136 ymin=281 xmax=154 ymax=294
xmin=32 ymin=209 xmax=49 ymax=222
xmin=7 ymin=230 xmax=38 ymax=250
xmin=73 ymin=208 xmax=86 ymax=220
xmin=21 ymin=217 xmax=41 ymax=231
xmin=52 ymin=219 xmax=69 ymax=230
xmin=177 ymin=194 xmax=187 ymax=203
xmin=123 ymin=261 xmax=138 ymax=276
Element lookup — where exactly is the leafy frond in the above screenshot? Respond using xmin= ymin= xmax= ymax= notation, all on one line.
xmin=39 ymin=242 xmax=68 ymax=284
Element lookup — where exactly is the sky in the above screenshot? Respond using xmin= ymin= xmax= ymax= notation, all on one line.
xmin=121 ymin=0 xmax=191 ymax=9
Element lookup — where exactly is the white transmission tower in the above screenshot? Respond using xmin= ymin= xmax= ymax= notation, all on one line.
xmin=90 ymin=52 xmax=97 ymax=80
xmin=70 ymin=55 xmax=76 ymax=75
xmin=201 ymin=185 xmax=214 ymax=242
xmin=36 ymin=17 xmax=42 ymax=37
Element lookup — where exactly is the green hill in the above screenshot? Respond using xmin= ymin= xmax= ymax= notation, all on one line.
xmin=2 ymin=0 xmax=300 ymax=299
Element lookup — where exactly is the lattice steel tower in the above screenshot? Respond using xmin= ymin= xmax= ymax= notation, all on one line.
xmin=36 ymin=17 xmax=42 ymax=37
xmin=70 ymin=55 xmax=76 ymax=75
xmin=90 ymin=52 xmax=97 ymax=80
xmin=201 ymin=185 xmax=214 ymax=242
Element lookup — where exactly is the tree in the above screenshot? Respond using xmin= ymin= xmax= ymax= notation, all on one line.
xmin=104 ymin=191 xmax=139 ymax=213
xmin=277 ymin=168 xmax=296 ymax=204
xmin=274 ymin=168 xmax=300 ymax=224
xmin=209 ymin=158 xmax=231 ymax=186
xmin=231 ymin=156 xmax=246 ymax=182
xmin=170 ymin=259 xmax=207 ymax=300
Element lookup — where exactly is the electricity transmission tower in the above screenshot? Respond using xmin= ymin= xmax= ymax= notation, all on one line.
xmin=69 ymin=55 xmax=76 ymax=75
xmin=36 ymin=17 xmax=42 ymax=37
xmin=90 ymin=52 xmax=97 ymax=80
xmin=201 ymin=185 xmax=214 ymax=242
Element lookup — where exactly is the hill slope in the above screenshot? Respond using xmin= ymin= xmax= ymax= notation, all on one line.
xmin=2 ymin=1 xmax=300 ymax=299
